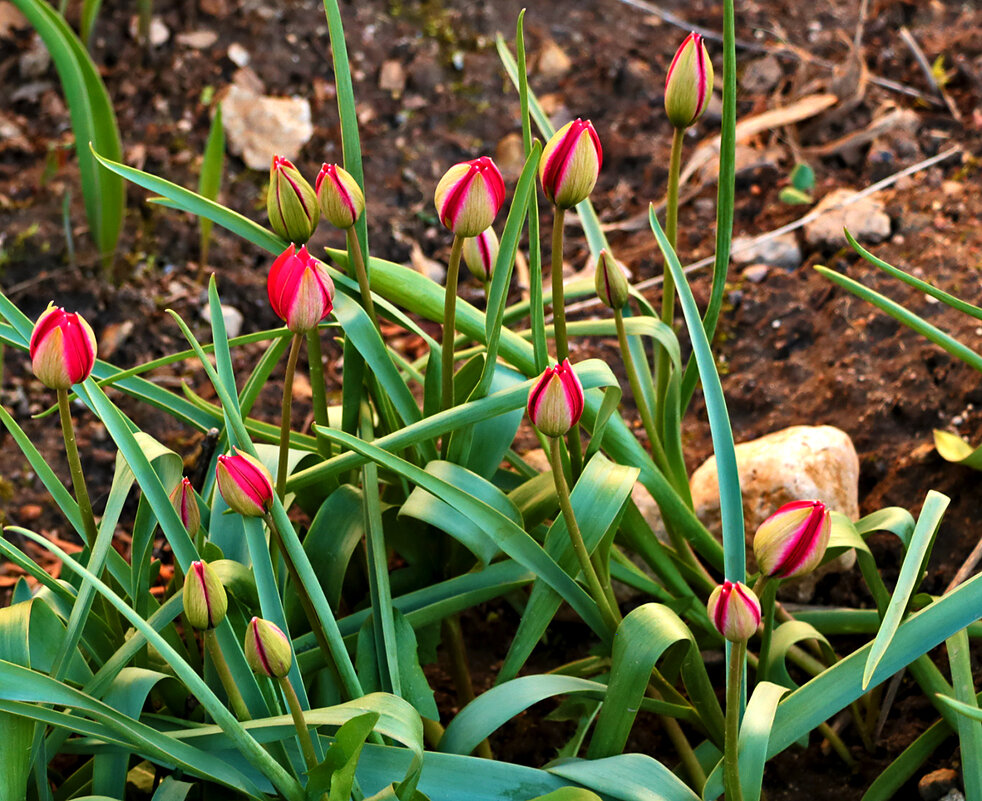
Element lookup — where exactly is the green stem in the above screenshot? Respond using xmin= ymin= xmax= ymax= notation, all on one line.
xmin=548 ymin=437 xmax=619 ymax=632
xmin=441 ymin=235 xmax=464 ymax=429
xmin=278 ymin=674 xmax=318 ymax=771
xmin=753 ymin=576 xmax=776 ymax=681
xmin=725 ymin=640 xmax=746 ymax=801
xmin=442 ymin=615 xmax=493 ymax=759
xmin=277 ymin=334 xmax=304 ymax=499
xmin=551 ymin=206 xmax=569 ymax=361
xmin=205 ymin=630 xmax=251 ymax=721
xmin=347 ymin=227 xmax=379 ymax=330
xmin=305 ymin=328 xmax=331 ymax=453
xmin=57 ymin=388 xmax=98 ymax=547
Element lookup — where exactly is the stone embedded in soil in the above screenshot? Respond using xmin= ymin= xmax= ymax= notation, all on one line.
xmin=741 ymin=264 xmax=770 ymax=284
xmin=804 ymin=188 xmax=891 ymax=249
xmin=919 ymin=769 xmax=960 ymax=801
xmin=740 ymin=54 xmax=783 ymax=94
xmin=536 ymin=40 xmax=572 ymax=79
xmin=379 ymin=60 xmax=406 ymax=94
xmin=176 ymin=30 xmax=219 ymax=49
xmin=128 ymin=15 xmax=170 ymax=47
xmin=689 ymin=425 xmax=860 ymax=601
xmin=202 ymin=304 xmax=244 ymax=340
xmin=732 ymin=232 xmax=802 ymax=270
xmin=19 ymin=34 xmax=50 ymax=79
xmin=220 ymin=84 xmax=313 ymax=170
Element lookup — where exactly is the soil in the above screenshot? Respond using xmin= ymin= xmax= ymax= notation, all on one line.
xmin=2 ymin=0 xmax=982 ymax=798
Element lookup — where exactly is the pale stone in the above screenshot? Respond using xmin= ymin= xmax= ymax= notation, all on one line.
xmin=199 ymin=304 xmax=244 ymax=340
xmin=732 ymin=232 xmax=801 ymax=269
xmin=378 ymin=59 xmax=406 ymax=93
xmin=804 ymin=188 xmax=891 ymax=248
xmin=537 ymin=40 xmax=572 ymax=79
xmin=176 ymin=30 xmax=218 ymax=49
xmin=689 ymin=425 xmax=860 ymax=600
xmin=220 ymin=84 xmax=313 ymax=170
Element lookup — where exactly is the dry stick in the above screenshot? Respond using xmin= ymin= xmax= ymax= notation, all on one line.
xmin=563 ymin=146 xmax=963 ymax=318
xmin=899 ymin=26 xmax=961 ymax=121
xmin=57 ymin=388 xmax=98 ymax=547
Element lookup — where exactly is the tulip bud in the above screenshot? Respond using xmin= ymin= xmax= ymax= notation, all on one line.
xmin=267 ymin=244 xmax=336 ymax=334
xmin=315 ymin=163 xmax=365 ymax=230
xmin=462 ymin=228 xmax=499 ymax=284
xmin=753 ymin=500 xmax=832 ymax=579
xmin=29 ymin=304 xmax=97 ymax=390
xmin=170 ymin=477 xmax=201 ymax=535
xmin=527 ymin=359 xmax=585 ymax=438
xmin=244 ymin=617 xmax=293 ymax=678
xmin=707 ymin=581 xmax=761 ymax=643
xmin=539 ymin=118 xmax=602 ymax=209
xmin=664 ymin=33 xmax=713 ymax=129
xmin=594 ymin=250 xmax=630 ymax=309
xmin=434 ymin=156 xmax=506 ymax=237
xmin=267 ymin=155 xmax=319 ymax=244
xmin=182 ymin=560 xmax=228 ymax=630
xmin=215 ymin=449 xmax=274 ymax=518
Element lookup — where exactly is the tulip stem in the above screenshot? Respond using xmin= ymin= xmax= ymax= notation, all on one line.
xmin=442 ymin=614 xmax=493 ymax=759
xmin=278 ymin=674 xmax=318 ymax=771
xmin=347 ymin=226 xmax=379 ymax=330
xmin=276 ymin=334 xmax=304 ymax=501
xmin=441 ymin=235 xmax=464 ymax=430
xmin=725 ymin=639 xmax=747 ymax=801
xmin=57 ymin=388 xmax=98 ymax=547
xmin=548 ymin=436 xmax=619 ymax=632
xmin=753 ymin=576 xmax=776 ymax=681
xmin=205 ymin=630 xmax=251 ymax=721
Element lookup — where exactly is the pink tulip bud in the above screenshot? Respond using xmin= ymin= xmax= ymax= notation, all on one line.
xmin=434 ymin=156 xmax=505 ymax=237
xmin=664 ymin=32 xmax=713 ymax=129
xmin=707 ymin=581 xmax=761 ymax=643
xmin=244 ymin=616 xmax=293 ymax=678
xmin=267 ymin=244 xmax=336 ymax=334
xmin=315 ymin=163 xmax=365 ymax=230
xmin=539 ymin=118 xmax=602 ymax=209
xmin=29 ymin=304 xmax=97 ymax=390
xmin=462 ymin=227 xmax=499 ymax=284
xmin=170 ymin=477 xmax=201 ymax=535
xmin=594 ymin=249 xmax=630 ymax=310
xmin=183 ymin=560 xmax=228 ymax=630
xmin=527 ymin=359 xmax=585 ymax=438
xmin=215 ymin=448 xmax=273 ymax=518
xmin=753 ymin=500 xmax=832 ymax=579
xmin=267 ymin=155 xmax=319 ymax=244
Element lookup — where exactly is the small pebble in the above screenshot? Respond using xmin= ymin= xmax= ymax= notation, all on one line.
xmin=918 ymin=769 xmax=959 ymax=801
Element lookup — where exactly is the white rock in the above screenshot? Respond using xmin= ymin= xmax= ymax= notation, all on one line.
xmin=537 ymin=40 xmax=572 ymax=79
xmin=221 ymin=305 xmax=244 ymax=340
xmin=804 ymin=188 xmax=891 ymax=248
xmin=689 ymin=425 xmax=860 ymax=600
xmin=220 ymin=84 xmax=313 ymax=170
xmin=741 ymin=264 xmax=769 ymax=284
xmin=176 ymin=30 xmax=218 ymax=49
xmin=227 ymin=42 xmax=250 ymax=67
xmin=732 ymin=232 xmax=801 ymax=269
xmin=128 ymin=15 xmax=170 ymax=47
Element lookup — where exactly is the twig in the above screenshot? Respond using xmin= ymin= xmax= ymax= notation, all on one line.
xmin=561 ymin=146 xmax=962 ymax=317
xmin=944 ymin=533 xmax=982 ymax=595
xmin=899 ymin=26 xmax=962 ymax=121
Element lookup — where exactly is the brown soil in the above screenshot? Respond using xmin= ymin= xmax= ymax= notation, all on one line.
xmin=2 ymin=0 xmax=982 ymax=797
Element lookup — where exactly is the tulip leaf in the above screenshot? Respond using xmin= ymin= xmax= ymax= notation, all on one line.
xmin=946 ymin=629 xmax=982 ymax=800
xmin=933 ymin=429 xmax=982 ymax=470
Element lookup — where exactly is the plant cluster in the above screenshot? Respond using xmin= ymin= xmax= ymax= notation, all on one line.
xmin=1 ymin=2 xmax=982 ymax=801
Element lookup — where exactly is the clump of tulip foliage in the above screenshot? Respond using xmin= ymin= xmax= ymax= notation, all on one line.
xmin=0 ymin=4 xmax=980 ymax=801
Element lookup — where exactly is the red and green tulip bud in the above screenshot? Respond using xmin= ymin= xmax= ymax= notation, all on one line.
xmin=708 ymin=581 xmax=761 ymax=643
xmin=527 ymin=358 xmax=585 ymax=438
xmin=244 ymin=617 xmax=293 ymax=678
xmin=215 ymin=449 xmax=274 ymax=517
xmin=315 ymin=163 xmax=365 ymax=230
xmin=267 ymin=244 xmax=336 ymax=334
xmin=29 ymin=304 xmax=97 ymax=390
xmin=434 ymin=156 xmax=505 ymax=238
xmin=594 ymin=249 xmax=630 ymax=309
xmin=753 ymin=499 xmax=832 ymax=579
xmin=539 ymin=118 xmax=602 ymax=209
xmin=182 ymin=560 xmax=228 ymax=630
xmin=170 ymin=477 xmax=200 ymax=535
xmin=267 ymin=155 xmax=319 ymax=244
xmin=664 ymin=32 xmax=713 ymax=129
xmin=462 ymin=227 xmax=499 ymax=284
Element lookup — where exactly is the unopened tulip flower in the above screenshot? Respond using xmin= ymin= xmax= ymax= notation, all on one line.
xmin=29 ymin=305 xmax=97 ymax=390
xmin=315 ymin=163 xmax=365 ymax=230
xmin=539 ymin=118 xmax=602 ymax=209
xmin=462 ymin=228 xmax=499 ymax=284
xmin=528 ymin=359 xmax=585 ymax=438
xmin=267 ymin=244 xmax=336 ymax=334
xmin=170 ymin=477 xmax=200 ymax=535
xmin=664 ymin=32 xmax=713 ymax=129
xmin=434 ymin=156 xmax=505 ymax=238
xmin=244 ymin=617 xmax=293 ymax=678
xmin=594 ymin=250 xmax=630 ymax=310
xmin=754 ymin=499 xmax=832 ymax=579
xmin=183 ymin=561 xmax=228 ymax=630
xmin=267 ymin=155 xmax=319 ymax=244
xmin=216 ymin=449 xmax=274 ymax=517
xmin=708 ymin=581 xmax=761 ymax=643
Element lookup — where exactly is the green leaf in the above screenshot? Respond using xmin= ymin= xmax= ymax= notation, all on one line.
xmin=790 ymin=162 xmax=815 ymax=193
xmin=863 ymin=491 xmax=948 ymax=689
xmin=945 ymin=629 xmax=982 ymax=800
xmin=778 ymin=187 xmax=812 ymax=205
xmin=198 ymin=102 xmax=225 ymax=267
xmin=549 ymin=754 xmax=701 ymax=801
xmin=151 ymin=777 xmax=196 ymax=801
xmin=933 ymin=429 xmax=982 ymax=469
